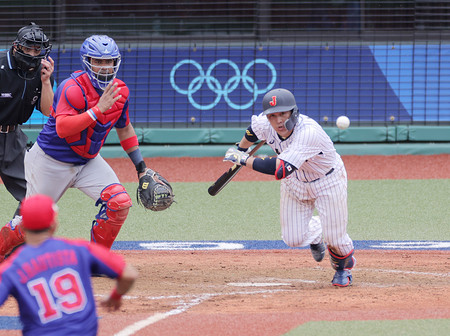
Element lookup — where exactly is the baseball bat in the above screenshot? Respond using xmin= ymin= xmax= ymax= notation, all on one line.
xmin=208 ymin=141 xmax=266 ymax=196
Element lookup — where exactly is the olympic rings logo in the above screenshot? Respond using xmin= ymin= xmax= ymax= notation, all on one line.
xmin=170 ymin=59 xmax=277 ymax=110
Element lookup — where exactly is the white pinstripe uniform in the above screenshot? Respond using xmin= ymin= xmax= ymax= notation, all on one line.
xmin=251 ymin=112 xmax=354 ymax=257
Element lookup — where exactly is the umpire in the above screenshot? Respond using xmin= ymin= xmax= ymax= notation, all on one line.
xmin=0 ymin=22 xmax=54 ymax=217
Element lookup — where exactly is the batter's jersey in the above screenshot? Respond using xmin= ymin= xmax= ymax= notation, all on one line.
xmin=251 ymin=113 xmax=343 ymax=182
xmin=0 ymin=238 xmax=126 ymax=336
xmin=37 ymin=71 xmax=129 ymax=165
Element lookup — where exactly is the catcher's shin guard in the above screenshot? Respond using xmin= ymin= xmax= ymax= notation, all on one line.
xmin=0 ymin=216 xmax=25 ymax=263
xmin=91 ymin=184 xmax=132 ymax=249
xmin=328 ymin=248 xmax=356 ymax=287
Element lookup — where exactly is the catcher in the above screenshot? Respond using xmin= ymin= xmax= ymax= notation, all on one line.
xmin=0 ymin=35 xmax=173 ymax=263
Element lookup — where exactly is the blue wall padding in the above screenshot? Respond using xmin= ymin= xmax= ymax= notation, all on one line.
xmin=23 ymin=44 xmax=450 ymax=125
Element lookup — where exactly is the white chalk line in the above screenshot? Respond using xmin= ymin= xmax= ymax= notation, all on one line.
xmin=113 ymin=294 xmax=209 ymax=336
xmin=258 ymin=277 xmax=319 ymax=284
xmin=107 ymin=268 xmax=449 ymax=335
xmin=97 ymin=268 xmax=447 ymax=301
xmin=228 ymin=282 xmax=292 ymax=287
xmin=112 ymin=288 xmax=291 ymax=336
xmin=357 ymin=268 xmax=450 ymax=278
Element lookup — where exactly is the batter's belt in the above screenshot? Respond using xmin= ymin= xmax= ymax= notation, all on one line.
xmin=302 ymin=168 xmax=334 ymax=183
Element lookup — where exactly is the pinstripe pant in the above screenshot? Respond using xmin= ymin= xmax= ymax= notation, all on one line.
xmin=280 ymin=166 xmax=354 ymax=256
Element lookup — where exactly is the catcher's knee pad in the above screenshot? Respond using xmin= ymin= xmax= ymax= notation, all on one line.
xmin=91 ymin=184 xmax=132 ymax=249
xmin=0 ymin=216 xmax=25 ymax=262
xmin=328 ymin=248 xmax=355 ymax=271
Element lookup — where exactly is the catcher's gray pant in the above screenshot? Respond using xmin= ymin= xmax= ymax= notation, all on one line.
xmin=24 ymin=143 xmax=120 ymax=203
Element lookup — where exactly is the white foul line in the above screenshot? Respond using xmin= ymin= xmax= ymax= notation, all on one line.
xmin=113 ymin=288 xmax=290 ymax=336
xmin=113 ymin=294 xmax=208 ymax=336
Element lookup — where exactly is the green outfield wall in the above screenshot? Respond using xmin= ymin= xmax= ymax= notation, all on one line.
xmin=23 ymin=126 xmax=450 ymax=157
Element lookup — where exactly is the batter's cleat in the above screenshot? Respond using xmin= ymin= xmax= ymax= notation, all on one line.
xmin=332 ymin=270 xmax=353 ymax=287
xmin=310 ymin=241 xmax=326 ymax=262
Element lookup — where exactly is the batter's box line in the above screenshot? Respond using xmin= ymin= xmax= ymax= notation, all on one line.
xmin=357 ymin=268 xmax=450 ymax=278
xmin=97 ymin=287 xmax=293 ymax=302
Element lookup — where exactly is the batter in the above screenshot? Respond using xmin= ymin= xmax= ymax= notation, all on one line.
xmin=223 ymin=88 xmax=355 ymax=286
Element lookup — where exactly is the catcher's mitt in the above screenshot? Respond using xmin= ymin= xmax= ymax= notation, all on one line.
xmin=137 ymin=169 xmax=174 ymax=211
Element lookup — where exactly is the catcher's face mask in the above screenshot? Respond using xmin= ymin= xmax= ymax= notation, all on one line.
xmin=80 ymin=35 xmax=121 ymax=90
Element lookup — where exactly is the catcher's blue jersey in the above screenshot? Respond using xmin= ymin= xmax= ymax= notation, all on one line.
xmin=37 ymin=71 xmax=129 ymax=165
xmin=0 ymin=238 xmax=125 ymax=336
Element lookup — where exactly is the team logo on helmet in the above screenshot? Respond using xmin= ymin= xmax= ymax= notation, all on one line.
xmin=262 ymin=88 xmax=300 ymax=132
xmin=269 ymin=96 xmax=277 ymax=107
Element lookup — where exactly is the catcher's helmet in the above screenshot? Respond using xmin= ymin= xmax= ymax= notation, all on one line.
xmin=262 ymin=88 xmax=299 ymax=131
xmin=80 ymin=35 xmax=121 ymax=90
xmin=13 ymin=22 xmax=51 ymax=79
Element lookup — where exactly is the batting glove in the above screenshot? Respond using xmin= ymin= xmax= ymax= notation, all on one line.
xmin=223 ymin=147 xmax=249 ymax=166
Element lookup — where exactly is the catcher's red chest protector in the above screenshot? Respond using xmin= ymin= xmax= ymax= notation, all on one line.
xmin=57 ymin=71 xmax=130 ymax=159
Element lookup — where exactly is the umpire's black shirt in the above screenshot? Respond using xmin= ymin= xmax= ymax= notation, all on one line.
xmin=0 ymin=48 xmax=53 ymax=125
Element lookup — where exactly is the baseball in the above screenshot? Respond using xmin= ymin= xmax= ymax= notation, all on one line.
xmin=336 ymin=116 xmax=350 ymax=130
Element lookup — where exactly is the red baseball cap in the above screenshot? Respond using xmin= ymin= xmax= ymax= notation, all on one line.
xmin=21 ymin=194 xmax=58 ymax=231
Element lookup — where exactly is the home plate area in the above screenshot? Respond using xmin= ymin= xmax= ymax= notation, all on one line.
xmin=1 ymin=246 xmax=449 ymax=335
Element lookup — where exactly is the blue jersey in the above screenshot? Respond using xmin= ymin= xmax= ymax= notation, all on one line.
xmin=0 ymin=238 xmax=125 ymax=336
xmin=37 ymin=71 xmax=130 ymax=165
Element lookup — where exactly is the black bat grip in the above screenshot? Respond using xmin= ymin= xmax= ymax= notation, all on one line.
xmin=208 ymin=165 xmax=241 ymax=196
xmin=208 ymin=141 xmax=265 ymax=196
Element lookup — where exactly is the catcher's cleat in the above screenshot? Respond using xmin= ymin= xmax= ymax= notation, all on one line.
xmin=0 ymin=220 xmax=25 ymax=263
xmin=0 ymin=243 xmax=25 ymax=263
xmin=332 ymin=270 xmax=353 ymax=287
xmin=310 ymin=241 xmax=326 ymax=262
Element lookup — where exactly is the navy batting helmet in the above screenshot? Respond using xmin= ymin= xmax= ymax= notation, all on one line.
xmin=13 ymin=22 xmax=51 ymax=79
xmin=262 ymin=88 xmax=299 ymax=131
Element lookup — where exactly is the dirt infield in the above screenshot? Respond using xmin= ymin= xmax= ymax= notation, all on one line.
xmin=3 ymin=250 xmax=448 ymax=336
xmin=1 ymin=154 xmax=449 ymax=335
xmin=107 ymin=154 xmax=450 ymax=183
xmin=90 ymin=249 xmax=448 ymax=336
